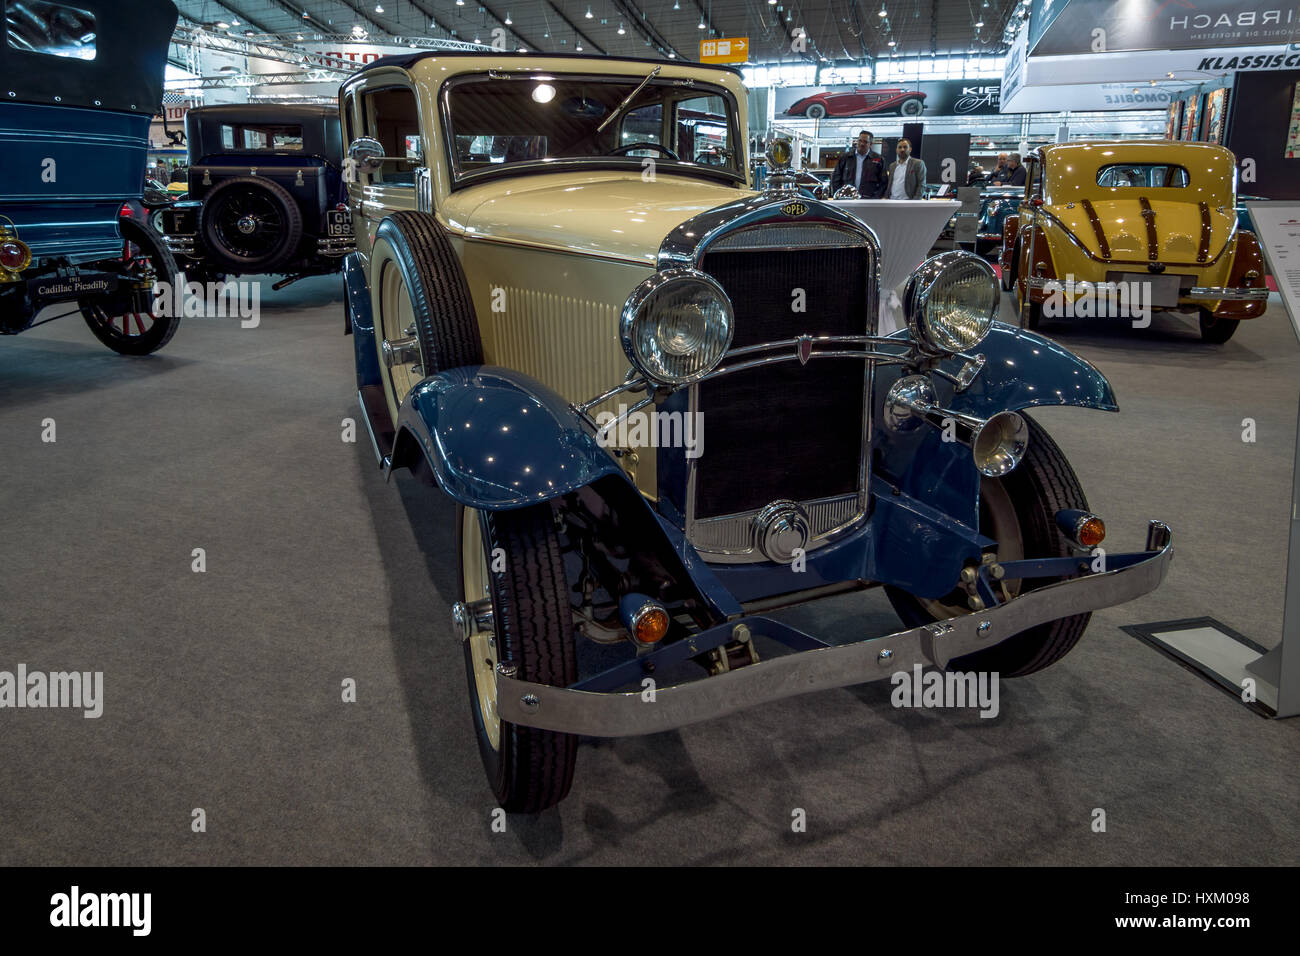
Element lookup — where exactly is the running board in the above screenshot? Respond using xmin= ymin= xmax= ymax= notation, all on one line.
xmin=357 ymin=385 xmax=395 ymax=468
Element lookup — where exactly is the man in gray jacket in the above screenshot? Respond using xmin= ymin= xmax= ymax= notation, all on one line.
xmin=885 ymin=138 xmax=927 ymax=200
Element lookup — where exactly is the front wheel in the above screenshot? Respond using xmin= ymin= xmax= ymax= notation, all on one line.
xmin=458 ymin=503 xmax=578 ymax=813
xmin=899 ymin=97 xmax=925 ymax=117
xmin=79 ymin=218 xmax=181 ymax=355
xmin=1199 ymin=308 xmax=1240 ymax=343
xmin=805 ymin=103 xmax=827 ymax=119
xmin=885 ymin=415 xmax=1092 ymax=677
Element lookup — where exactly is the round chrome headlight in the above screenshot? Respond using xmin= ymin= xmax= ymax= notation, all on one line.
xmin=903 ymin=251 xmax=998 ymax=354
xmin=620 ymin=269 xmax=734 ymax=386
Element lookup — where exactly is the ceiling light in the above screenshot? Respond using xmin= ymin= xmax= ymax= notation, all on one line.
xmin=888 ymin=39 xmax=895 ymax=46
xmin=879 ymin=4 xmax=887 ymax=17
xmin=668 ymin=51 xmax=676 ymax=57
xmin=375 ymin=3 xmax=383 ymax=12
xmin=231 ymin=19 xmax=239 ymax=26
xmin=296 ymin=33 xmax=304 ymax=40
xmin=576 ymin=42 xmax=583 ymax=50
xmin=617 ymin=21 xmax=625 ymax=34
xmin=216 ymin=20 xmax=229 ymax=29
xmin=302 ymin=10 xmax=310 ymax=18
xmin=505 ymin=12 xmax=512 ymax=24
xmin=585 ymin=6 xmax=593 ymax=18
xmin=457 ymin=0 xmax=465 ymax=5
xmin=698 ymin=17 xmax=706 ymax=29
xmin=673 ymin=0 xmax=680 ymax=8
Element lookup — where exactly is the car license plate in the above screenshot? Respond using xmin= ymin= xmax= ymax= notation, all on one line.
xmin=1110 ymin=272 xmax=1182 ymax=308
xmin=327 ymin=210 xmax=353 ymax=237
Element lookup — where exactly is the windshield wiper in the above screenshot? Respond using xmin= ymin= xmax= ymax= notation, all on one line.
xmin=597 ymin=66 xmax=661 ymax=134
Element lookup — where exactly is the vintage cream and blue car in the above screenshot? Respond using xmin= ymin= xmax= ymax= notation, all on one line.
xmin=339 ymin=53 xmax=1172 ymax=812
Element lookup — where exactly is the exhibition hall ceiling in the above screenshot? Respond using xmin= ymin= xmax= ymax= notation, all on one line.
xmin=171 ymin=0 xmax=1022 ymax=64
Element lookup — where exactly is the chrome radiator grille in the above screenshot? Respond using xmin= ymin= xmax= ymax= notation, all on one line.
xmin=687 ymin=225 xmax=875 ymax=562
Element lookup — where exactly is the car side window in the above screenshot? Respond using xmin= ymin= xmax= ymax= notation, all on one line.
xmin=674 ymin=95 xmax=731 ymax=166
xmin=362 ymin=86 xmax=421 ymax=186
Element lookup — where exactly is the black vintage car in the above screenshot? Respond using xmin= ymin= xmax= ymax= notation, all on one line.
xmin=162 ymin=104 xmax=354 ymax=282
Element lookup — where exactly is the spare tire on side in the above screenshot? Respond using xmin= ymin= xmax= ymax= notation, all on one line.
xmin=199 ymin=176 xmax=304 ymax=274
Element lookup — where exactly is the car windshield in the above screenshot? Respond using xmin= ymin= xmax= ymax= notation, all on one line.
xmin=444 ymin=72 xmax=742 ymax=183
xmin=1096 ymin=163 xmax=1189 ymax=188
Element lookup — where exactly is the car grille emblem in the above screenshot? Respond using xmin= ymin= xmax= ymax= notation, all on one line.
xmin=781 ymin=201 xmax=807 ymax=217
xmin=797 ymin=335 xmax=812 ymax=365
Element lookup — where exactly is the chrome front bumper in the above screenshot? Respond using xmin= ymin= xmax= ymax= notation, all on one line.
xmin=495 ymin=521 xmax=1173 ymax=737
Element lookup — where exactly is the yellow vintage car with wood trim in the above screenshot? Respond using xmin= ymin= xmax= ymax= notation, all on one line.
xmin=998 ymin=141 xmax=1268 ymax=343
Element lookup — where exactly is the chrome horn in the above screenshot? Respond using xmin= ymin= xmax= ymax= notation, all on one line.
xmin=884 ymin=375 xmax=1028 ymax=477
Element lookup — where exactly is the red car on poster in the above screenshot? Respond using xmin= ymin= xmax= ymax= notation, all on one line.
xmin=784 ymin=87 xmax=927 ymax=119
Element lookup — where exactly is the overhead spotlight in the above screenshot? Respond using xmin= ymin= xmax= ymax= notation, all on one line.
xmin=618 ymin=21 xmax=625 ymax=34
xmin=698 ymin=17 xmax=706 ymax=29
xmin=975 ymin=20 xmax=984 ymax=28
xmin=296 ymin=33 xmax=304 ymax=40
xmin=457 ymin=0 xmax=465 ymax=5
xmin=505 ymin=12 xmax=512 ymax=24
xmin=216 ymin=21 xmax=229 ymax=29
xmin=231 ymin=18 xmax=239 ymax=26
xmin=878 ymin=4 xmax=887 ymax=17
xmin=302 ymin=10 xmax=309 ymax=18
xmin=1166 ymin=71 xmax=1175 ymax=77
xmin=375 ymin=3 xmax=384 ymax=12
xmin=668 ymin=51 xmax=676 ymax=57
xmin=576 ymin=42 xmax=583 ymax=50
xmin=673 ymin=0 xmax=680 ymax=8
xmin=585 ymin=6 xmax=593 ymax=18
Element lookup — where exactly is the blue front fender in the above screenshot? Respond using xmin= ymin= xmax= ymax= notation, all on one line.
xmin=878 ymin=322 xmax=1117 ymax=532
xmin=392 ymin=366 xmax=625 ymax=510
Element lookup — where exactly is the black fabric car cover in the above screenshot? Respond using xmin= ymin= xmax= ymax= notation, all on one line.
xmin=0 ymin=0 xmax=179 ymax=114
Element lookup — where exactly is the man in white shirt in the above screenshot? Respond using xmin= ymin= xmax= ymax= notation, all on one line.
xmin=885 ymin=138 xmax=926 ymax=200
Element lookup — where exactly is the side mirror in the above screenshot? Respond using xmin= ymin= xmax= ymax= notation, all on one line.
xmin=405 ymin=138 xmax=425 ymax=165
xmin=348 ymin=137 xmax=386 ymax=171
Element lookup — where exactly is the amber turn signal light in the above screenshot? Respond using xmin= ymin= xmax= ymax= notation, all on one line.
xmin=1056 ymin=509 xmax=1106 ymax=548
xmin=619 ymin=592 xmax=670 ymax=645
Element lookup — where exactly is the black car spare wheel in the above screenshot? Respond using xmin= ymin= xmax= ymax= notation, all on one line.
xmin=458 ymin=503 xmax=578 ymax=813
xmin=884 ymin=415 xmax=1092 ymax=677
xmin=79 ymin=218 xmax=182 ymax=355
xmin=370 ymin=211 xmax=484 ymax=424
xmin=200 ymin=176 xmax=303 ymax=274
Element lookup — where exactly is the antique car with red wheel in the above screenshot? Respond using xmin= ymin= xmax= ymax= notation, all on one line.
xmin=999 ymin=141 xmax=1269 ymax=342
xmin=784 ymin=87 xmax=927 ymax=119
xmin=0 ymin=0 xmax=182 ymax=355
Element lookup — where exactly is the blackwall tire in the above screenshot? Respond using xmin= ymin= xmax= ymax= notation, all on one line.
xmin=1198 ymin=307 xmax=1240 ymax=343
xmin=458 ymin=503 xmax=579 ymax=813
xmin=884 ymin=415 xmax=1093 ymax=678
xmin=369 ymin=211 xmax=484 ymax=423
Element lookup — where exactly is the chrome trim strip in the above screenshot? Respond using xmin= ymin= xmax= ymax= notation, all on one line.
xmin=1023 ymin=276 xmax=1269 ymax=300
xmin=495 ymin=523 xmax=1174 ymax=736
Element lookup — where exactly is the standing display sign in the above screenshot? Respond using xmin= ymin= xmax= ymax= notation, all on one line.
xmin=1241 ymin=201 xmax=1300 ymax=717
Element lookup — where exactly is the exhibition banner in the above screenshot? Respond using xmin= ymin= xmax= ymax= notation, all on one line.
xmin=775 ymin=80 xmax=1010 ymax=119
xmin=1030 ymin=0 xmax=1300 ymax=56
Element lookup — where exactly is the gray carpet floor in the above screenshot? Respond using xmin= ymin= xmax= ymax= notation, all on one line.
xmin=1 ymin=275 xmax=1297 ymax=865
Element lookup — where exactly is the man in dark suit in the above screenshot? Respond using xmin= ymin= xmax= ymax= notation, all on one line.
xmin=1004 ymin=152 xmax=1027 ymax=187
xmin=830 ymin=130 xmax=885 ymax=197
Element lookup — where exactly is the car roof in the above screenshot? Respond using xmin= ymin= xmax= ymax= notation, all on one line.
xmin=351 ymin=50 xmax=743 ymax=81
